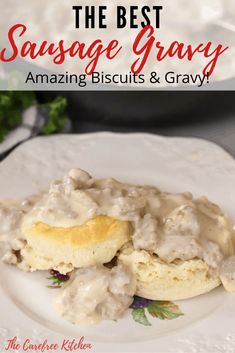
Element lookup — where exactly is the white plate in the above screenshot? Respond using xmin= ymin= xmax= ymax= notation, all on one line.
xmin=0 ymin=133 xmax=235 ymax=353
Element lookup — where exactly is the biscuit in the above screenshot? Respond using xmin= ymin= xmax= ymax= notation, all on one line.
xmin=21 ymin=216 xmax=131 ymax=273
xmin=118 ymin=244 xmax=221 ymax=300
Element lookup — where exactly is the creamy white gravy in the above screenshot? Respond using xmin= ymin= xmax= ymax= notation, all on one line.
xmin=1 ymin=168 xmax=235 ymax=324
xmin=0 ymin=195 xmax=41 ymax=270
xmin=56 ymin=264 xmax=136 ymax=324
xmin=21 ymin=168 xmax=234 ymax=274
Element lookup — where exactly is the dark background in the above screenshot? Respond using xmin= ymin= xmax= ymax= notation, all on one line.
xmin=37 ymin=91 xmax=235 ymax=156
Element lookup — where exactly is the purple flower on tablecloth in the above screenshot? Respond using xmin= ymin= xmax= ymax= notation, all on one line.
xmin=130 ymin=296 xmax=184 ymax=326
xmin=130 ymin=296 xmax=153 ymax=309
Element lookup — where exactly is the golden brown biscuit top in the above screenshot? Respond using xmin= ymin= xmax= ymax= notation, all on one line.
xmin=23 ymin=216 xmax=131 ymax=248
